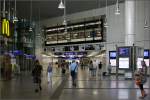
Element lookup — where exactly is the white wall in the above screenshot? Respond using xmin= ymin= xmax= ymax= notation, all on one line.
xmin=38 ymin=0 xmax=150 ymax=71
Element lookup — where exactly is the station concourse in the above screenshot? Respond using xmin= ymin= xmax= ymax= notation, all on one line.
xmin=0 ymin=0 xmax=150 ymax=100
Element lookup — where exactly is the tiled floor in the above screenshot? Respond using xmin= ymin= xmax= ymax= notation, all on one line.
xmin=0 ymin=67 xmax=150 ymax=100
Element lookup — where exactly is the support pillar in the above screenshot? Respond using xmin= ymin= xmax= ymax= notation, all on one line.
xmin=125 ymin=0 xmax=136 ymax=46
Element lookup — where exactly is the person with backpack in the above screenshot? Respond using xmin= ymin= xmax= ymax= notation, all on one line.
xmin=32 ymin=60 xmax=43 ymax=92
xmin=70 ymin=60 xmax=78 ymax=87
xmin=47 ymin=62 xmax=53 ymax=84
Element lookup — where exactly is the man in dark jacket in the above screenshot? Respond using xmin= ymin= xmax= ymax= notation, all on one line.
xmin=32 ymin=60 xmax=43 ymax=92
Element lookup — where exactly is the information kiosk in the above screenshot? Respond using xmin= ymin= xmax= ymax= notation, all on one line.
xmin=144 ymin=49 xmax=150 ymax=67
xmin=117 ymin=46 xmax=143 ymax=79
xmin=109 ymin=51 xmax=116 ymax=73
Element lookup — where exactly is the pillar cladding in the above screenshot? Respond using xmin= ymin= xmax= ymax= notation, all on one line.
xmin=125 ymin=0 xmax=136 ymax=46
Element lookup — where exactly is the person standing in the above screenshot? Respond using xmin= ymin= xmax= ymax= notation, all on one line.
xmin=89 ymin=61 xmax=93 ymax=76
xmin=32 ymin=60 xmax=43 ymax=92
xmin=61 ymin=60 xmax=66 ymax=75
xmin=47 ymin=62 xmax=53 ymax=84
xmin=92 ymin=60 xmax=98 ymax=76
xmin=98 ymin=62 xmax=102 ymax=76
xmin=108 ymin=62 xmax=112 ymax=75
xmin=135 ymin=60 xmax=147 ymax=99
xmin=70 ymin=60 xmax=78 ymax=87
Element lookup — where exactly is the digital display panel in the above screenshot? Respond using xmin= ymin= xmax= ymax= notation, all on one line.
xmin=73 ymin=46 xmax=79 ymax=51
xmin=64 ymin=46 xmax=71 ymax=51
xmin=144 ymin=50 xmax=149 ymax=59
xmin=110 ymin=59 xmax=116 ymax=66
xmin=118 ymin=47 xmax=130 ymax=57
xmin=137 ymin=58 xmax=143 ymax=68
xmin=85 ymin=45 xmax=95 ymax=50
xmin=119 ymin=58 xmax=129 ymax=69
xmin=79 ymin=46 xmax=85 ymax=51
xmin=109 ymin=51 xmax=116 ymax=59
xmin=144 ymin=59 xmax=149 ymax=67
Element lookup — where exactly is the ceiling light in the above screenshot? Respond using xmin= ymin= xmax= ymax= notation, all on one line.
xmin=29 ymin=27 xmax=33 ymax=32
xmin=63 ymin=19 xmax=67 ymax=25
xmin=2 ymin=0 xmax=6 ymax=18
xmin=13 ymin=16 xmax=18 ymax=23
xmin=104 ymin=17 xmax=109 ymax=28
xmin=104 ymin=22 xmax=109 ymax=28
xmin=144 ymin=15 xmax=149 ymax=29
xmin=115 ymin=7 xmax=120 ymax=15
xmin=58 ymin=0 xmax=65 ymax=9
xmin=144 ymin=20 xmax=149 ymax=29
xmin=13 ymin=0 xmax=18 ymax=22
xmin=115 ymin=0 xmax=120 ymax=15
xmin=104 ymin=0 xmax=109 ymax=28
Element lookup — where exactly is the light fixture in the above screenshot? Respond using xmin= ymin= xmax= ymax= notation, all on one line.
xmin=63 ymin=19 xmax=67 ymax=25
xmin=29 ymin=0 xmax=33 ymax=32
xmin=144 ymin=0 xmax=149 ymax=30
xmin=104 ymin=0 xmax=109 ymax=28
xmin=8 ymin=0 xmax=11 ymax=20
xmin=115 ymin=0 xmax=120 ymax=15
xmin=104 ymin=18 xmax=109 ymax=28
xmin=144 ymin=19 xmax=149 ymax=29
xmin=63 ymin=0 xmax=67 ymax=34
xmin=2 ymin=0 xmax=6 ymax=18
xmin=29 ymin=27 xmax=33 ymax=32
xmin=13 ymin=16 xmax=18 ymax=23
xmin=13 ymin=0 xmax=18 ymax=22
xmin=58 ymin=0 xmax=65 ymax=9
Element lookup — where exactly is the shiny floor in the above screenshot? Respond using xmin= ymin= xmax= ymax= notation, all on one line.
xmin=0 ymin=67 xmax=150 ymax=100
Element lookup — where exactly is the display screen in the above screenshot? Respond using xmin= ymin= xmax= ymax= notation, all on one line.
xmin=119 ymin=58 xmax=129 ymax=69
xmin=144 ymin=50 xmax=149 ymax=59
xmin=110 ymin=59 xmax=116 ymax=66
xmin=13 ymin=50 xmax=23 ymax=56
xmin=137 ymin=58 xmax=143 ymax=68
xmin=79 ymin=46 xmax=85 ymax=51
xmin=64 ymin=46 xmax=71 ymax=51
xmin=144 ymin=59 xmax=149 ymax=67
xmin=73 ymin=46 xmax=79 ymax=51
xmin=109 ymin=51 xmax=116 ymax=59
xmin=118 ymin=48 xmax=130 ymax=57
xmin=85 ymin=45 xmax=95 ymax=50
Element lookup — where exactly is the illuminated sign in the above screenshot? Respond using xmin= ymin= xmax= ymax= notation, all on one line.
xmin=119 ymin=58 xmax=129 ymax=69
xmin=2 ymin=19 xmax=10 ymax=37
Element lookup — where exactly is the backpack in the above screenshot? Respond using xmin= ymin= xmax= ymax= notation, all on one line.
xmin=48 ymin=66 xmax=52 ymax=72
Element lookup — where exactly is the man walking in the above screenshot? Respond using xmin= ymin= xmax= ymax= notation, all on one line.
xmin=32 ymin=60 xmax=43 ymax=92
xmin=70 ymin=60 xmax=78 ymax=87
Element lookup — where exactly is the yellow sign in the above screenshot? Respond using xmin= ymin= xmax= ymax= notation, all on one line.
xmin=2 ymin=19 xmax=10 ymax=37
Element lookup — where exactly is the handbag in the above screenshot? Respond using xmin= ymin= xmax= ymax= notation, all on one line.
xmin=135 ymin=79 xmax=141 ymax=85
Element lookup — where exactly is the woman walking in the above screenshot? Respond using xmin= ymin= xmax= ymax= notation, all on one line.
xmin=135 ymin=60 xmax=147 ymax=99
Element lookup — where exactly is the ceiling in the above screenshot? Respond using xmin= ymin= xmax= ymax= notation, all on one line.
xmin=1 ymin=0 xmax=124 ymax=21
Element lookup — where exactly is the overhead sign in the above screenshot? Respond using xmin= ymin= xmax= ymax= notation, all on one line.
xmin=2 ymin=19 xmax=10 ymax=37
